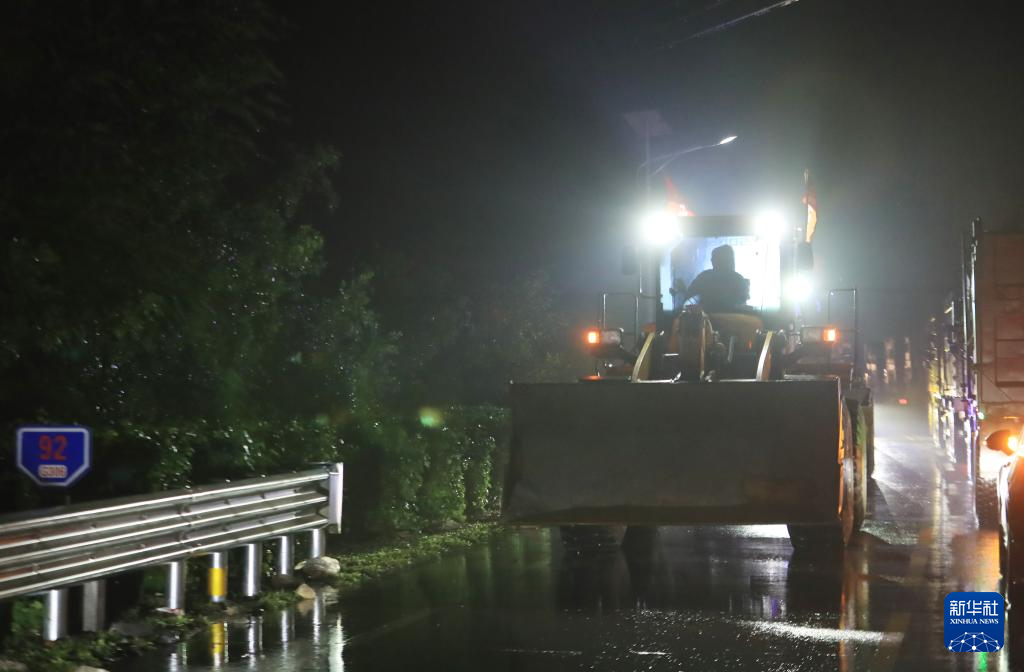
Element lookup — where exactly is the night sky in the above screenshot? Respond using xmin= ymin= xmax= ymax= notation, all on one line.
xmin=273 ymin=0 xmax=1024 ymax=338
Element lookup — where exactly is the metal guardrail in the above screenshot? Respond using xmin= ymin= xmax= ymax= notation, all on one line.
xmin=0 ymin=463 xmax=343 ymax=639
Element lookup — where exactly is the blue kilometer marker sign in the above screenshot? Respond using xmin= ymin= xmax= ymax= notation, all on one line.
xmin=944 ymin=592 xmax=1004 ymax=652
xmin=16 ymin=426 xmax=92 ymax=487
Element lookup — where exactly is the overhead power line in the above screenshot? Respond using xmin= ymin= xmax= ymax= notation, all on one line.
xmin=662 ymin=0 xmax=805 ymax=48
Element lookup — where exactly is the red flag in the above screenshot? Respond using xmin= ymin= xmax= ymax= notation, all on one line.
xmin=803 ymin=169 xmax=817 ymax=243
xmin=664 ymin=176 xmax=694 ymax=217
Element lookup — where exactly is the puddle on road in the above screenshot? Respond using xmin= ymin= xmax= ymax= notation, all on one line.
xmin=105 ymin=525 xmax=923 ymax=671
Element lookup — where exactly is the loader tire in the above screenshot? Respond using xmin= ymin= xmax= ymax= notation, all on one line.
xmin=787 ymin=489 xmax=854 ymax=554
xmin=559 ymin=525 xmax=627 ymax=551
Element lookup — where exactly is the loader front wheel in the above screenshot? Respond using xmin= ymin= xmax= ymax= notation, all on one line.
xmin=788 ymin=407 xmax=857 ymax=553
xmin=559 ymin=525 xmax=627 ymax=551
xmin=787 ymin=468 xmax=856 ymax=553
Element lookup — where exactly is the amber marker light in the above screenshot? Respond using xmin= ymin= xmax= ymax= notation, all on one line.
xmin=585 ymin=329 xmax=601 ymax=346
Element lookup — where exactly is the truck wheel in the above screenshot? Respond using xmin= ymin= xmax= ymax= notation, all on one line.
xmin=953 ymin=414 xmax=970 ymax=465
xmin=864 ymin=402 xmax=876 ymax=478
xmin=559 ymin=525 xmax=627 ymax=551
xmin=976 ymin=477 xmax=1000 ymax=529
xmin=1001 ymin=532 xmax=1008 ymax=585
xmin=1008 ymin=539 xmax=1024 ymax=609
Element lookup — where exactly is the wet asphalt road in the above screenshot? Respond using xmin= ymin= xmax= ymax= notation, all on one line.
xmin=116 ymin=404 xmax=1015 ymax=671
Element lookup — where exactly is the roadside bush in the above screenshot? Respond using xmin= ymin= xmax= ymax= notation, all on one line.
xmin=447 ymin=405 xmax=509 ymax=518
xmin=337 ymin=405 xmax=510 ymax=536
xmin=341 ymin=416 xmax=424 ymax=536
xmin=416 ymin=427 xmax=466 ymax=529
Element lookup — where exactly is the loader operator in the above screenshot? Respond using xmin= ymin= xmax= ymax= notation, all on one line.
xmin=676 ymin=244 xmax=751 ymax=313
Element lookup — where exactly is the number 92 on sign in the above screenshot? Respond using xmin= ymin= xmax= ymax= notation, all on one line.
xmin=16 ymin=426 xmax=92 ymax=487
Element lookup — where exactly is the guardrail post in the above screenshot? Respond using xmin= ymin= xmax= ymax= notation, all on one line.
xmin=43 ymin=587 xmax=68 ymax=641
xmin=81 ymin=579 xmax=105 ymax=631
xmin=277 ymin=535 xmax=294 ymax=577
xmin=328 ymin=463 xmax=344 ymax=534
xmin=166 ymin=560 xmax=187 ymax=611
xmin=209 ymin=551 xmax=228 ymax=604
xmin=242 ymin=542 xmax=261 ymax=597
xmin=310 ymin=528 xmax=326 ymax=558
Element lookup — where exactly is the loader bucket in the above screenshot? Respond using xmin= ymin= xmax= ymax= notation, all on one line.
xmin=503 ymin=378 xmax=843 ymax=526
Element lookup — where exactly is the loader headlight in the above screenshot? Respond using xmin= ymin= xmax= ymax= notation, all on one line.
xmin=639 ymin=211 xmax=680 ymax=246
xmin=754 ymin=210 xmax=787 ymax=240
xmin=785 ymin=274 xmax=812 ymax=304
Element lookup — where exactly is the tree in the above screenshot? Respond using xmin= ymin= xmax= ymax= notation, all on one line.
xmin=0 ymin=1 xmax=381 ymax=507
xmin=371 ymin=253 xmax=577 ymax=405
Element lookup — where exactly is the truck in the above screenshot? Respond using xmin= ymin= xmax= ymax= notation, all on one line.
xmin=928 ymin=219 xmax=1024 ymax=521
xmin=502 ymin=210 xmax=874 ymax=552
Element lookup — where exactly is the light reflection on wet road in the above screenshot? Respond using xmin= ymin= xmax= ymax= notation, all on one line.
xmin=115 ymin=405 xmax=1014 ymax=671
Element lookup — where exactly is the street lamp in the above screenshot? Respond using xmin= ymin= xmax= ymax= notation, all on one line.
xmin=635 ymin=135 xmax=738 ymax=189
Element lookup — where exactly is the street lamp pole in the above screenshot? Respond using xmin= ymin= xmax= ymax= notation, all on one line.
xmin=634 ymin=135 xmax=737 ymax=328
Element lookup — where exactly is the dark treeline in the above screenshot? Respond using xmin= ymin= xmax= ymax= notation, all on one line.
xmin=0 ymin=2 xmax=574 ymax=535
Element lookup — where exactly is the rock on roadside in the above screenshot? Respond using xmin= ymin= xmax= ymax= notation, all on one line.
xmin=294 ymin=583 xmax=318 ymax=600
xmin=295 ymin=556 xmax=341 ymax=581
xmin=270 ymin=573 xmax=303 ymax=589
xmin=0 ymin=659 xmax=29 ymax=672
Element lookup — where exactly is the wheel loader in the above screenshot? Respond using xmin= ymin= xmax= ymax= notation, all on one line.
xmin=502 ymin=213 xmax=873 ymax=551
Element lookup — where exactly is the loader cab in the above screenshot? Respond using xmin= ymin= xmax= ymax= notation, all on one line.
xmin=654 ymin=215 xmax=784 ymax=319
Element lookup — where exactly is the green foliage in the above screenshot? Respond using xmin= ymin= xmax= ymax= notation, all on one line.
xmin=1 ymin=600 xmax=207 ymax=671
xmin=255 ymin=591 xmax=301 ymax=611
xmin=446 ymin=405 xmax=510 ymax=517
xmin=0 ymin=1 xmax=554 ymax=543
xmin=332 ymin=523 xmax=498 ymax=591
xmin=373 ymin=262 xmax=578 ymax=405
xmin=416 ymin=428 xmax=466 ymax=529
xmin=9 ymin=599 xmax=43 ymax=639
xmin=144 ymin=611 xmax=206 ymax=636
xmin=346 ymin=416 xmax=424 ymax=535
xmin=0 ymin=2 xmax=382 ymax=502
xmin=339 ymin=406 xmax=510 ymax=536
xmin=1 ymin=626 xmax=150 ymax=672
xmin=0 ymin=4 xmax=563 ymax=669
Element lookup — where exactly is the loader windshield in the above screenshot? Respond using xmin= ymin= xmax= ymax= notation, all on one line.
xmin=662 ymin=234 xmax=781 ymax=312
